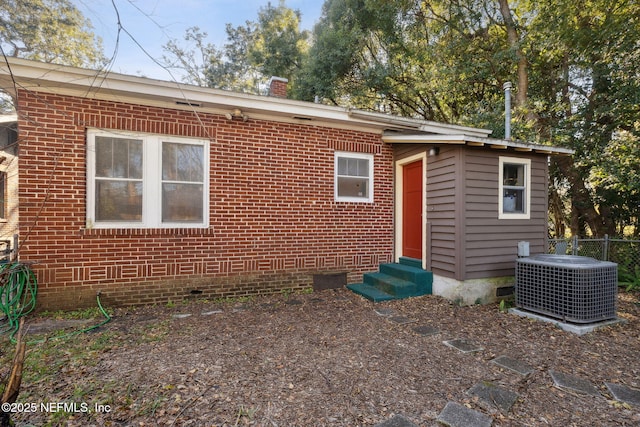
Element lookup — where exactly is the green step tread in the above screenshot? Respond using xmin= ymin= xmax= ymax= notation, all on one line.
xmin=346 ymin=283 xmax=395 ymax=302
xmin=363 ymin=272 xmax=419 ymax=298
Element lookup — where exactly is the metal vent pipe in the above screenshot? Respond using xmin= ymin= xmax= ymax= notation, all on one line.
xmin=503 ymin=82 xmax=512 ymax=140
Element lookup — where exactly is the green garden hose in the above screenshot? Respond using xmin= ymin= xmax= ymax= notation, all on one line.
xmin=0 ymin=262 xmax=111 ymax=343
xmin=0 ymin=262 xmax=37 ymax=341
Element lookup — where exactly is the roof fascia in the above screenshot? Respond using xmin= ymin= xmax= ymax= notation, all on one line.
xmin=348 ymin=109 xmax=493 ymax=138
xmin=0 ymin=58 xmax=500 ymax=137
xmin=382 ymin=133 xmax=574 ymax=156
xmin=0 ymin=59 xmax=380 ymax=130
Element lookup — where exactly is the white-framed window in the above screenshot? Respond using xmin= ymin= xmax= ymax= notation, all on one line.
xmin=334 ymin=151 xmax=374 ymax=203
xmin=498 ymin=156 xmax=531 ymax=219
xmin=86 ymin=129 xmax=209 ymax=228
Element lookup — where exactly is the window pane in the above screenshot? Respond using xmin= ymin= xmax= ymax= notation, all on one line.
xmin=163 ymin=142 xmax=204 ymax=182
xmin=503 ymin=164 xmax=524 ymax=186
xmin=357 ymin=158 xmax=369 ymax=176
xmin=95 ymin=180 xmax=142 ymax=221
xmin=96 ymin=136 xmax=143 ymax=179
xmin=337 ymin=176 xmax=369 ymax=198
xmin=162 ymin=183 xmax=204 ymax=222
xmin=338 ymin=157 xmax=348 ymax=175
xmin=343 ymin=158 xmax=369 ymax=177
xmin=337 ymin=156 xmax=370 ymax=178
xmin=346 ymin=158 xmax=358 ymax=176
xmin=503 ymin=189 xmax=524 ymax=213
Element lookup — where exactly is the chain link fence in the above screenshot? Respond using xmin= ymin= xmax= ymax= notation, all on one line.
xmin=548 ymin=236 xmax=640 ymax=286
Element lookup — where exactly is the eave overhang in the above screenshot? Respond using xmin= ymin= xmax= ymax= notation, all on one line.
xmin=382 ymin=133 xmax=574 ymax=156
xmin=0 ymin=57 xmax=493 ymax=137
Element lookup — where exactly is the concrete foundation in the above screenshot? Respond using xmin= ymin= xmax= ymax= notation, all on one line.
xmin=432 ymin=274 xmax=515 ymax=305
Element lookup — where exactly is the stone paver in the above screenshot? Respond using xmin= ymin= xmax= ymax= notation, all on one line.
xmin=171 ymin=313 xmax=192 ymax=319
xmin=25 ymin=318 xmax=95 ymax=334
xmin=232 ymin=304 xmax=249 ymax=313
xmin=387 ymin=315 xmax=416 ymax=325
xmin=606 ymin=383 xmax=640 ymax=407
xmin=373 ymin=413 xmax=417 ymax=427
xmin=374 ymin=307 xmax=399 ymax=317
xmin=201 ymin=310 xmax=223 ymax=316
xmin=365 ymin=304 xmax=632 ymax=425
xmin=443 ymin=338 xmax=484 ymax=353
xmin=411 ymin=325 xmax=440 ymax=336
xmin=467 ymin=382 xmax=519 ymax=413
xmin=437 ymin=401 xmax=493 ymax=427
xmin=260 ymin=303 xmax=278 ymax=310
xmin=550 ymin=370 xmax=601 ymax=397
xmin=491 ymin=355 xmax=535 ymax=376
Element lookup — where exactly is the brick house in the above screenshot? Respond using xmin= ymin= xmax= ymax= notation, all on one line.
xmin=0 ymin=58 xmax=571 ymax=310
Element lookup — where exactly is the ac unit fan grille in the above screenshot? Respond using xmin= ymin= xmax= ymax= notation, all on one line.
xmin=515 ymin=255 xmax=617 ymax=324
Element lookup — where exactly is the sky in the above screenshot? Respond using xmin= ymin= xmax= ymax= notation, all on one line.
xmin=71 ymin=0 xmax=324 ymax=81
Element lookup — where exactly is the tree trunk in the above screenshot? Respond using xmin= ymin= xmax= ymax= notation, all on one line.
xmin=552 ymin=156 xmax=614 ymax=237
xmin=497 ymin=0 xmax=528 ymax=109
xmin=549 ymin=186 xmax=566 ymax=238
xmin=1 ymin=320 xmax=27 ymax=427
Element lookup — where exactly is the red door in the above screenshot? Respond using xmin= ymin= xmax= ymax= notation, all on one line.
xmin=402 ymin=160 xmax=423 ymax=260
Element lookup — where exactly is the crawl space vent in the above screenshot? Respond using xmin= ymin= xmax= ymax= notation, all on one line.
xmin=515 ymin=254 xmax=618 ymax=324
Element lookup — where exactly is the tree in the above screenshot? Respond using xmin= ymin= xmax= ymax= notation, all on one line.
xmin=162 ymin=27 xmax=220 ymax=88
xmin=163 ymin=1 xmax=309 ymax=95
xmin=589 ymin=131 xmax=640 ymax=236
xmin=524 ymin=0 xmax=640 ymax=236
xmin=0 ymin=0 xmax=105 ymax=68
xmin=248 ymin=1 xmax=309 ymax=82
xmin=301 ymin=0 xmax=640 ymax=237
xmin=299 ymin=0 xmax=514 ymax=127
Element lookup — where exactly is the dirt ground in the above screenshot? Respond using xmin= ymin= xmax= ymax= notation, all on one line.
xmin=3 ymin=288 xmax=640 ymax=426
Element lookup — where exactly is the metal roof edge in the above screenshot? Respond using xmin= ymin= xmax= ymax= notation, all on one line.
xmin=348 ymin=109 xmax=493 ymax=137
xmin=381 ymin=133 xmax=574 ymax=156
xmin=0 ymin=58 xmax=499 ymax=137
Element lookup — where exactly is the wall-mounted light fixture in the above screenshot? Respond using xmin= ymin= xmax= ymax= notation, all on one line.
xmin=428 ymin=146 xmax=440 ymax=156
xmin=225 ymin=108 xmax=248 ymax=122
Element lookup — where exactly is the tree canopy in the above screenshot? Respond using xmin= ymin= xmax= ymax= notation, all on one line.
xmin=297 ymin=0 xmax=640 ymax=236
xmin=3 ymin=0 xmax=637 ymax=237
xmin=163 ymin=0 xmax=309 ymax=95
xmin=0 ymin=0 xmax=105 ymax=68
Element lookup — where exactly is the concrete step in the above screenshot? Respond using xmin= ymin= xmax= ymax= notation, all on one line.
xmin=379 ymin=263 xmax=433 ymax=294
xmin=399 ymin=257 xmax=422 ymax=269
xmin=363 ymin=272 xmax=421 ymax=298
xmin=346 ymin=283 xmax=395 ymax=302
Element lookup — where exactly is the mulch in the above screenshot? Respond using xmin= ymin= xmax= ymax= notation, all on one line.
xmin=4 ymin=288 xmax=640 ymax=426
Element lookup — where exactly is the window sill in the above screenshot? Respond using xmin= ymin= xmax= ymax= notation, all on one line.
xmin=80 ymin=227 xmax=215 ymax=237
xmin=498 ymin=213 xmax=531 ymax=220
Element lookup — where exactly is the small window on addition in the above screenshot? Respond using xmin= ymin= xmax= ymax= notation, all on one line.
xmin=499 ymin=157 xmax=531 ymax=219
xmin=334 ymin=151 xmax=374 ymax=203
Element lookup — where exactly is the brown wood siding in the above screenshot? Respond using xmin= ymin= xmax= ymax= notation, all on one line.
xmin=464 ymin=149 xmax=548 ymax=279
xmin=398 ymin=144 xmax=549 ymax=282
xmin=426 ymin=146 xmax=460 ymax=278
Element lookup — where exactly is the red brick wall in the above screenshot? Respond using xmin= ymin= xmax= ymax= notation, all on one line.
xmin=15 ymin=90 xmax=394 ymax=310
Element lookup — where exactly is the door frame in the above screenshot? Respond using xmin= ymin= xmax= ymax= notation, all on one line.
xmin=394 ymin=152 xmax=427 ymax=269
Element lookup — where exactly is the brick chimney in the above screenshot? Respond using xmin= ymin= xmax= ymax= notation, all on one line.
xmin=268 ymin=76 xmax=288 ymax=98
